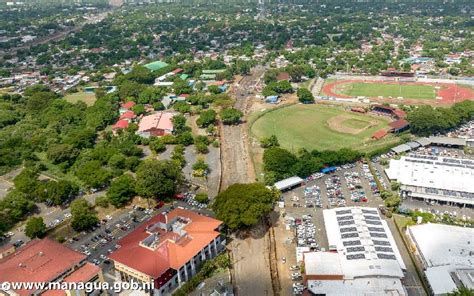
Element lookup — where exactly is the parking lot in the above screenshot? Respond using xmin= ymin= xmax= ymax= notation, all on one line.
xmin=276 ymin=162 xmax=389 ymax=295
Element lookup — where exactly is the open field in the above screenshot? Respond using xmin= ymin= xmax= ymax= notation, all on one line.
xmin=322 ymin=79 xmax=474 ymax=104
xmin=64 ymin=91 xmax=96 ymax=106
xmin=250 ymin=104 xmax=394 ymax=152
xmin=335 ymin=82 xmax=436 ymax=99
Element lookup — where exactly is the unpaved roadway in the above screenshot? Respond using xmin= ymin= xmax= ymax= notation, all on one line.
xmin=220 ymin=66 xmax=276 ymax=295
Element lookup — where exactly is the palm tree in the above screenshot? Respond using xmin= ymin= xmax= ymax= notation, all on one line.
xmin=448 ymin=286 xmax=474 ymax=296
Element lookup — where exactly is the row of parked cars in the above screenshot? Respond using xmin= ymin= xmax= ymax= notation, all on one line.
xmin=182 ymin=192 xmax=208 ymax=209
xmin=362 ymin=164 xmax=380 ymax=195
xmin=295 ymin=215 xmax=318 ymax=249
xmin=303 ymin=185 xmax=322 ymax=208
xmin=325 ymin=175 xmax=347 ymax=207
xmin=344 ymin=171 xmax=368 ymax=203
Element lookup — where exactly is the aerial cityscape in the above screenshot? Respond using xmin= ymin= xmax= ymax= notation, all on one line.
xmin=0 ymin=0 xmax=473 ymax=296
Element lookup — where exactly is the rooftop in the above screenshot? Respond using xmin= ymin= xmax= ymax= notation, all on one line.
xmin=0 ymin=239 xmax=85 ymax=296
xmin=321 ymin=207 xmax=406 ymax=278
xmin=385 ymin=155 xmax=474 ymax=195
xmin=109 ymin=208 xmax=222 ymax=278
xmin=144 ymin=61 xmax=169 ymax=72
xmin=408 ymin=224 xmax=474 ymax=294
xmin=138 ymin=111 xmax=176 ymax=133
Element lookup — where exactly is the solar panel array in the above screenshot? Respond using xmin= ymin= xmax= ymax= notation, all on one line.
xmin=377 ymin=253 xmax=397 ymax=260
xmin=346 ymin=246 xmax=365 ymax=253
xmin=375 ymin=246 xmax=393 ymax=253
xmin=343 ymin=240 xmax=361 ymax=246
xmin=364 ymin=215 xmax=380 ymax=221
xmin=361 ymin=209 xmax=378 ymax=215
xmin=338 ymin=220 xmax=355 ymax=226
xmin=347 ymin=254 xmax=366 ymax=260
xmin=368 ymin=227 xmax=384 ymax=232
xmin=373 ymin=240 xmax=390 ymax=246
xmin=366 ymin=220 xmax=382 ymax=225
xmin=341 ymin=232 xmax=359 ymax=239
xmin=337 ymin=215 xmax=353 ymax=221
xmin=370 ymin=232 xmax=387 ymax=238
xmin=336 ymin=209 xmax=352 ymax=215
xmin=340 ymin=227 xmax=357 ymax=233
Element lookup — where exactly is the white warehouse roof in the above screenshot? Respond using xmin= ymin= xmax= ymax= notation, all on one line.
xmin=385 ymin=155 xmax=474 ymax=194
xmin=408 ymin=224 xmax=474 ymax=295
xmin=273 ymin=176 xmax=304 ymax=191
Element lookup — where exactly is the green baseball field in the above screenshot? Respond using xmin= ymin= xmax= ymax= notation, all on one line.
xmin=250 ymin=104 xmax=395 ymax=151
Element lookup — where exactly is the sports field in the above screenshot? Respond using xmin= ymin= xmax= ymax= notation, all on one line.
xmin=251 ymin=104 xmax=393 ymax=151
xmin=334 ymin=82 xmax=436 ymax=99
xmin=64 ymin=92 xmax=96 ymax=106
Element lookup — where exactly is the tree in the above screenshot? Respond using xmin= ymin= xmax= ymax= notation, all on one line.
xmin=297 ymin=88 xmax=315 ymax=104
xmin=150 ymin=138 xmax=166 ymax=153
xmin=107 ymin=174 xmax=136 ymax=207
xmin=196 ymin=110 xmax=217 ymax=128
xmin=212 ymin=183 xmax=278 ymax=229
xmin=171 ymin=114 xmax=191 ymax=135
xmin=135 ymin=160 xmax=183 ymax=200
xmin=263 ymin=147 xmax=298 ymax=180
xmin=447 ymin=286 xmax=474 ymax=296
xmin=260 ymin=135 xmax=280 ymax=148
xmin=70 ymin=199 xmax=99 ymax=231
xmin=13 ymin=169 xmax=39 ymax=196
xmin=287 ymin=65 xmax=305 ymax=82
xmin=75 ymin=160 xmax=112 ymax=188
xmin=25 ymin=217 xmax=47 ymax=239
xmin=47 ymin=144 xmax=78 ymax=166
xmin=208 ymin=85 xmax=222 ymax=94
xmin=195 ymin=193 xmax=209 ymax=204
xmin=220 ymin=108 xmax=243 ymax=125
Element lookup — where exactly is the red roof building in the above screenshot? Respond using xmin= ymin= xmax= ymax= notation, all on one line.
xmin=389 ymin=119 xmax=410 ymax=132
xmin=276 ymin=72 xmax=290 ymax=81
xmin=137 ymin=111 xmax=176 ymax=138
xmin=372 ymin=129 xmax=388 ymax=140
xmin=172 ymin=68 xmax=183 ymax=74
xmin=112 ymin=119 xmax=129 ymax=130
xmin=121 ymin=101 xmax=136 ymax=110
xmin=119 ymin=110 xmax=137 ymax=120
xmin=0 ymin=239 xmax=104 ymax=296
xmin=109 ymin=208 xmax=224 ymax=296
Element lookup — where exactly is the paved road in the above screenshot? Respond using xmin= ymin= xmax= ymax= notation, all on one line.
xmin=0 ymin=191 xmax=105 ymax=248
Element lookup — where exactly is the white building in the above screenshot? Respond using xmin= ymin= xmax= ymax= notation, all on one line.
xmin=385 ymin=155 xmax=474 ymax=206
xmin=304 ymin=207 xmax=407 ymax=296
xmin=407 ymin=223 xmax=474 ymax=295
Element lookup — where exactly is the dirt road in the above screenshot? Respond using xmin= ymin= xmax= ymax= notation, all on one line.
xmin=220 ymin=67 xmax=265 ymax=189
xmin=220 ymin=67 xmax=276 ymax=295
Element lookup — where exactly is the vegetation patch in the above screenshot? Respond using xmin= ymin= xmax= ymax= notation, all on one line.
xmin=64 ymin=92 xmax=97 ymax=106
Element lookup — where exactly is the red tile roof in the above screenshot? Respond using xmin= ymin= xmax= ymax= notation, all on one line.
xmin=113 ymin=119 xmax=129 ymax=130
xmin=389 ymin=119 xmax=409 ymax=130
xmin=172 ymin=68 xmax=183 ymax=74
xmin=109 ymin=208 xmax=222 ymax=278
xmin=372 ymin=129 xmax=387 ymax=140
xmin=63 ymin=262 xmax=100 ymax=283
xmin=276 ymin=72 xmax=290 ymax=81
xmin=393 ymin=109 xmax=406 ymax=119
xmin=120 ymin=110 xmax=137 ymax=120
xmin=121 ymin=101 xmax=136 ymax=110
xmin=0 ymin=239 xmax=85 ymax=296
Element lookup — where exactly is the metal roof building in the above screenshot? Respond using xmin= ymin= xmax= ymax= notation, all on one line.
xmin=407 ymin=224 xmax=474 ymax=295
xmin=304 ymin=207 xmax=406 ymax=296
xmin=273 ymin=176 xmax=304 ymax=191
xmin=385 ymin=155 xmax=474 ymax=205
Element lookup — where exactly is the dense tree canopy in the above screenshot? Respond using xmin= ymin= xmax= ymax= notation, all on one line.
xmin=135 ymin=159 xmax=183 ymax=200
xmin=70 ymin=198 xmax=99 ymax=231
xmin=212 ymin=183 xmax=279 ymax=230
xmin=25 ymin=217 xmax=47 ymax=239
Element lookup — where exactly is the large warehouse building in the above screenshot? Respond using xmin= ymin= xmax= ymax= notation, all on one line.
xmin=407 ymin=223 xmax=474 ymax=295
xmin=304 ymin=207 xmax=407 ymax=296
xmin=385 ymin=154 xmax=474 ymax=206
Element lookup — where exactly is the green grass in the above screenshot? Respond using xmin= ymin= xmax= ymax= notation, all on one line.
xmin=342 ymin=118 xmax=371 ymax=129
xmin=250 ymin=104 xmax=392 ymax=152
xmin=64 ymin=92 xmax=96 ymax=106
xmin=337 ymin=82 xmax=436 ymax=99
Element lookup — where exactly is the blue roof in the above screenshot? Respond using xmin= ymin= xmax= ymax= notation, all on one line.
xmin=321 ymin=166 xmax=337 ymax=173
